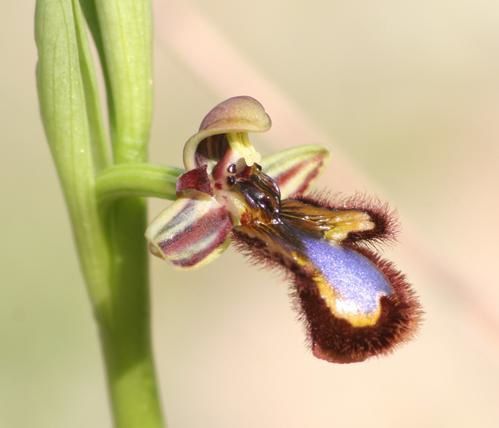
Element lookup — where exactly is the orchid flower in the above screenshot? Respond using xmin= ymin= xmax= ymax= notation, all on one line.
xmin=146 ymin=96 xmax=422 ymax=363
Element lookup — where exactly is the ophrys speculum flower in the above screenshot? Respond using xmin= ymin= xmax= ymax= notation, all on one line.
xmin=146 ymin=96 xmax=422 ymax=363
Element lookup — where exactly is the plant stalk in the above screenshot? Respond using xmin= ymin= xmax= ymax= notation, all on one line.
xmin=86 ymin=0 xmax=164 ymax=426
xmin=96 ymin=164 xmax=181 ymax=204
xmin=36 ymin=0 xmax=166 ymax=426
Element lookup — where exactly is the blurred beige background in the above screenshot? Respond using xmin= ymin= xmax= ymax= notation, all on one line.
xmin=2 ymin=1 xmax=499 ymax=427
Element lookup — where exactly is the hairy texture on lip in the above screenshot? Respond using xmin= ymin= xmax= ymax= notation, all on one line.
xmin=294 ymin=246 xmax=422 ymax=363
xmin=295 ymin=193 xmax=399 ymax=247
xmin=232 ymin=225 xmax=422 ymax=363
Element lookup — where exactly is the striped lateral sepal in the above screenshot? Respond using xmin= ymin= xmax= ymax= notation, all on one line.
xmin=146 ymin=195 xmax=232 ymax=269
xmin=261 ymin=145 xmax=329 ymax=198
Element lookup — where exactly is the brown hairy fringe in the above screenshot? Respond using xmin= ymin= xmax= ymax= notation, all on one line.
xmin=232 ymin=223 xmax=422 ymax=364
xmin=293 ymin=191 xmax=399 ymax=249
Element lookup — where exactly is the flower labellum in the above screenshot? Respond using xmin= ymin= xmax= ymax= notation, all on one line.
xmin=146 ymin=96 xmax=422 ymax=363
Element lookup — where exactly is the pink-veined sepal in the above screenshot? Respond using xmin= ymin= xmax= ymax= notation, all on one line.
xmin=145 ymin=195 xmax=232 ymax=269
xmin=261 ymin=145 xmax=329 ymax=198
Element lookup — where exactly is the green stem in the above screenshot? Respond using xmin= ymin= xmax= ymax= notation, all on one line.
xmin=99 ymin=315 xmax=163 ymax=427
xmin=36 ymin=0 xmax=167 ymax=426
xmin=100 ymin=199 xmax=163 ymax=428
xmin=96 ymin=164 xmax=181 ymax=203
xmin=88 ymin=1 xmax=165 ymax=427
xmin=36 ymin=0 xmax=112 ymax=310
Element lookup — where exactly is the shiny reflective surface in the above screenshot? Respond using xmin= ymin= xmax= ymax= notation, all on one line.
xmin=299 ymin=236 xmax=392 ymax=316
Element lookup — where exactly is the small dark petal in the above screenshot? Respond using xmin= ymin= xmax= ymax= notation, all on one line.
xmin=176 ymin=165 xmax=213 ymax=196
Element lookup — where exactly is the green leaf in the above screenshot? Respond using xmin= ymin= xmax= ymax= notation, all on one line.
xmin=35 ymin=0 xmax=111 ymax=305
xmin=88 ymin=0 xmax=153 ymax=162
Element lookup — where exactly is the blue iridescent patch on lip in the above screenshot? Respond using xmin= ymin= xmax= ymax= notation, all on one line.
xmin=299 ymin=234 xmax=393 ymax=315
